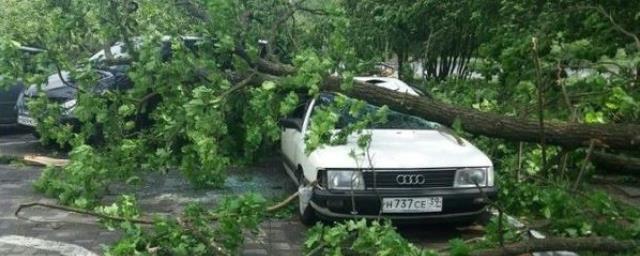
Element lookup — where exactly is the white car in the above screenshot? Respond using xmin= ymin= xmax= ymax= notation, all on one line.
xmin=280 ymin=77 xmax=496 ymax=225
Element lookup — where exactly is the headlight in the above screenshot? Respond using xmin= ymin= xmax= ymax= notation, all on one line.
xmin=487 ymin=166 xmax=494 ymax=187
xmin=326 ymin=170 xmax=365 ymax=190
xmin=454 ymin=168 xmax=488 ymax=187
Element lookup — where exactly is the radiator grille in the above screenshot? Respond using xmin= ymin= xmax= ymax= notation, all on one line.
xmin=362 ymin=169 xmax=456 ymax=189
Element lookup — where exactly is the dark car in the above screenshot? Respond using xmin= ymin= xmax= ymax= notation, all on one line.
xmin=0 ymin=82 xmax=24 ymax=127
xmin=16 ymin=37 xmax=209 ymax=134
xmin=0 ymin=46 xmax=45 ymax=127
xmin=16 ymin=67 xmax=132 ymax=130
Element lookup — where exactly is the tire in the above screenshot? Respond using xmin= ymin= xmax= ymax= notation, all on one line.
xmin=299 ymin=200 xmax=317 ymax=226
xmin=31 ymin=130 xmax=41 ymax=139
xmin=298 ymin=172 xmax=318 ymax=226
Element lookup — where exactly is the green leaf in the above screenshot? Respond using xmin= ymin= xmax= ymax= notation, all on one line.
xmin=261 ymin=80 xmax=276 ymax=90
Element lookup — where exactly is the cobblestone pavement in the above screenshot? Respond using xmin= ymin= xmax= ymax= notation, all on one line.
xmin=0 ymin=165 xmax=110 ymax=255
xmin=0 ymin=127 xmax=307 ymax=255
xmin=0 ymin=130 xmax=50 ymax=158
xmin=0 ymin=162 xmax=307 ymax=255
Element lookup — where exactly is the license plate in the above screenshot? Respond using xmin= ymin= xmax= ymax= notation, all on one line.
xmin=382 ymin=197 xmax=442 ymax=213
xmin=18 ymin=115 xmax=37 ymax=127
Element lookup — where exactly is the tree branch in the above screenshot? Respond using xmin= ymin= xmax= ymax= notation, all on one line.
xmin=266 ymin=191 xmax=299 ymax=212
xmin=572 ymin=139 xmax=596 ymax=191
xmin=15 ymin=202 xmax=155 ymax=225
xmin=470 ymin=237 xmax=638 ymax=256
xmin=233 ymin=45 xmax=297 ymax=76
xmin=583 ymin=5 xmax=640 ymax=50
xmin=592 ymin=151 xmax=640 ymax=176
xmin=245 ymin=59 xmax=640 ymax=150
xmin=15 ymin=191 xmax=299 ymax=225
xmin=174 ymin=0 xmax=210 ymax=22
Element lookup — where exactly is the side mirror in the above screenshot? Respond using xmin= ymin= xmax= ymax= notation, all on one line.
xmin=278 ymin=118 xmax=303 ymax=131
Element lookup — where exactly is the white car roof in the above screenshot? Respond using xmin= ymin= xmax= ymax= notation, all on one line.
xmin=89 ymin=42 xmax=129 ymax=62
xmin=353 ymin=76 xmax=420 ymax=96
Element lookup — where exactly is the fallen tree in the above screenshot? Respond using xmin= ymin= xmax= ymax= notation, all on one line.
xmin=470 ymin=237 xmax=639 ymax=256
xmin=322 ymin=77 xmax=640 ymax=150
xmin=592 ymin=151 xmax=640 ymax=175
xmin=247 ymin=59 xmax=640 ymax=151
xmin=172 ymin=0 xmax=640 ymax=152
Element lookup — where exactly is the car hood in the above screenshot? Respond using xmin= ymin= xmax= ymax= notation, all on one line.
xmin=23 ymin=72 xmax=76 ymax=100
xmin=308 ymin=129 xmax=492 ymax=169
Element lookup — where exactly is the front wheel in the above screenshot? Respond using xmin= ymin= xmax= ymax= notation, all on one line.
xmin=298 ymin=175 xmax=317 ymax=226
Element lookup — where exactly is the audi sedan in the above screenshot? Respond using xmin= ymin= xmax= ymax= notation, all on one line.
xmin=279 ymin=77 xmax=496 ymax=225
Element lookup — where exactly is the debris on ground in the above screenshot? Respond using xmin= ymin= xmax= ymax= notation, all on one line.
xmin=23 ymin=155 xmax=69 ymax=167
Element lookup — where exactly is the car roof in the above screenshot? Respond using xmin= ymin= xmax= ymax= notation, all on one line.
xmin=88 ymin=36 xmax=203 ymax=63
xmin=353 ymin=77 xmax=420 ymax=96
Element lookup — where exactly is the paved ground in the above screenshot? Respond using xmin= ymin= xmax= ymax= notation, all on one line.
xmin=0 ymin=128 xmax=482 ymax=255
xmin=0 ymin=128 xmax=52 ymax=158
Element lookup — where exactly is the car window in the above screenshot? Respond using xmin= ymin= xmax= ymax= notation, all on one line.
xmin=289 ymin=102 xmax=308 ymax=119
xmin=313 ymin=93 xmax=440 ymax=130
xmin=97 ymin=70 xmax=114 ymax=80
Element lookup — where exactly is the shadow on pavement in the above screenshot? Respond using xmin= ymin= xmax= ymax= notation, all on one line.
xmin=0 ymin=127 xmax=63 ymax=158
xmin=396 ymin=222 xmax=486 ymax=249
xmin=0 ymin=125 xmax=31 ymax=136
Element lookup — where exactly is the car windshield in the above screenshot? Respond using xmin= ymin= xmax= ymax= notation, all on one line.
xmin=314 ymin=94 xmax=439 ymax=130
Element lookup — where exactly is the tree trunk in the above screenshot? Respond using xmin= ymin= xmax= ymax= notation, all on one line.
xmin=243 ymin=57 xmax=640 ymax=150
xmin=470 ymin=237 xmax=638 ymax=256
xmin=320 ymin=77 xmax=640 ymax=150
xmin=592 ymin=151 xmax=640 ymax=175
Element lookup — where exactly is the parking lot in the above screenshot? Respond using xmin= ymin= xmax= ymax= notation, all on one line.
xmin=0 ymin=127 xmax=486 ymax=255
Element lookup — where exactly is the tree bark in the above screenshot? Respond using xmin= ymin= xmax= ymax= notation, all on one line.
xmin=470 ymin=237 xmax=638 ymax=256
xmin=592 ymin=151 xmax=640 ymax=175
xmin=320 ymin=77 xmax=640 ymax=150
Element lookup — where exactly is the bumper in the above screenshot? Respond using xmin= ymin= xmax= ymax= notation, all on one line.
xmin=310 ymin=186 xmax=497 ymax=223
xmin=16 ymin=98 xmax=79 ymax=129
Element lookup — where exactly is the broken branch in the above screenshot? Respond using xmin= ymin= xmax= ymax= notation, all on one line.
xmin=15 ymin=202 xmax=155 ymax=225
xmin=470 ymin=236 xmax=638 ymax=256
xmin=15 ymin=191 xmax=299 ymax=225
xmin=266 ymin=191 xmax=299 ymax=212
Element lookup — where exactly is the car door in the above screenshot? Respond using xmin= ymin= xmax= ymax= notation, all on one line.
xmin=292 ymin=98 xmax=318 ymax=166
xmin=0 ymin=82 xmax=24 ymax=125
xmin=282 ymin=100 xmax=309 ymax=166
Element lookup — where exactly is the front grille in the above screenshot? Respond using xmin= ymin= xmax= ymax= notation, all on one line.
xmin=362 ymin=169 xmax=456 ymax=189
xmin=22 ymin=96 xmax=71 ymax=108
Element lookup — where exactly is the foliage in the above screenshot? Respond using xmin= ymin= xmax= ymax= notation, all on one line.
xmin=497 ymin=173 xmax=640 ymax=240
xmin=305 ymin=94 xmax=389 ymax=153
xmin=105 ymin=193 xmax=266 ymax=256
xmin=305 ymin=219 xmax=437 ymax=256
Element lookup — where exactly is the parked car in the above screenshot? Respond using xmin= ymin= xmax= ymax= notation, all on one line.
xmin=279 ymin=77 xmax=496 ymax=225
xmin=0 ymin=46 xmax=45 ymax=127
xmin=16 ymin=37 xmax=204 ymax=133
xmin=16 ymin=67 xmax=132 ymax=130
xmin=16 ymin=36 xmax=258 ymax=134
xmin=0 ymin=82 xmax=24 ymax=127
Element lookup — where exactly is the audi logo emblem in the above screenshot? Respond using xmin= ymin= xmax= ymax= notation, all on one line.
xmin=395 ymin=174 xmax=426 ymax=185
